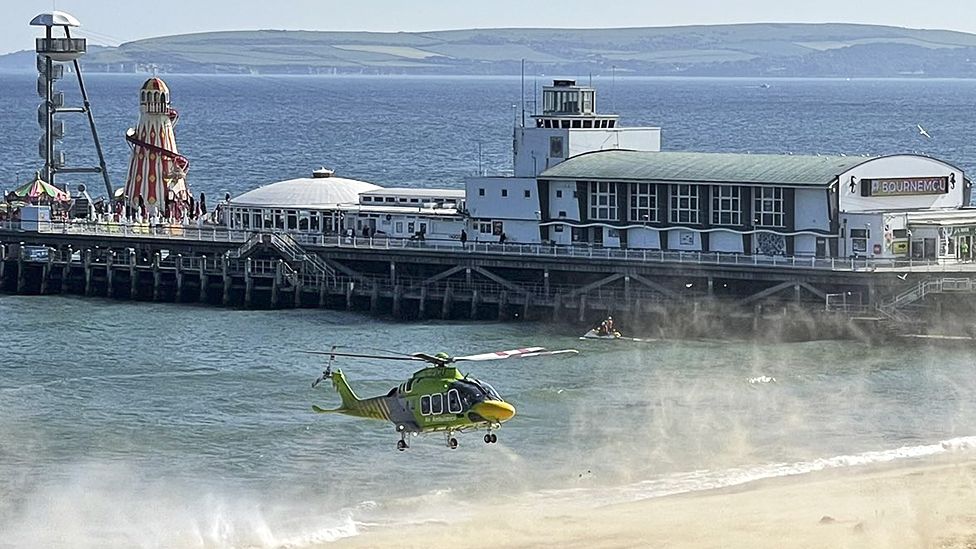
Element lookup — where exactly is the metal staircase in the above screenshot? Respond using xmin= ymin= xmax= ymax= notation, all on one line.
xmin=228 ymin=231 xmax=337 ymax=286
xmin=878 ymin=277 xmax=976 ymax=321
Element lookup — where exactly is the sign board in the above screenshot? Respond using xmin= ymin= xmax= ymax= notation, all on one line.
xmin=861 ymin=177 xmax=949 ymax=197
xmin=23 ymin=246 xmax=49 ymax=262
xmin=891 ymin=240 xmax=909 ymax=255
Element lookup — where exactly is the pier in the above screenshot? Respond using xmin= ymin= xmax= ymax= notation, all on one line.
xmin=4 ymin=221 xmax=976 ymax=338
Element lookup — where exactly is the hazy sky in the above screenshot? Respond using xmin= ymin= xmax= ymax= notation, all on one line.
xmin=2 ymin=0 xmax=973 ymax=54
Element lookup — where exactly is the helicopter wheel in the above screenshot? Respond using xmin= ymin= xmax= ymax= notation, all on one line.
xmin=449 ymin=437 xmax=459 ymax=450
xmin=397 ymin=439 xmax=407 ymax=451
xmin=490 ymin=433 xmax=497 ymax=444
xmin=484 ymin=434 xmax=492 ymax=444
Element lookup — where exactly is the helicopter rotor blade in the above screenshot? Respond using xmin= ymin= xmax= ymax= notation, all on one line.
xmin=453 ymin=347 xmax=548 ymax=362
xmin=301 ymin=350 xmax=426 ymax=362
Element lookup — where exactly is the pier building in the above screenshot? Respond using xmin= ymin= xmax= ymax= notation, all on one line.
xmin=225 ymin=168 xmax=378 ymax=233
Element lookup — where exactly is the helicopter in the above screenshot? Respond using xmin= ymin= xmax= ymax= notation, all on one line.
xmin=309 ymin=345 xmax=578 ymax=451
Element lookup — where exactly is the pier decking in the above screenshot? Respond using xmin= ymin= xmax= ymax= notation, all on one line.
xmin=3 ymin=221 xmax=976 ymax=337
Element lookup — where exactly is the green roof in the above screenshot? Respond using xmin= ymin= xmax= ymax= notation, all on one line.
xmin=541 ymin=150 xmax=871 ymax=186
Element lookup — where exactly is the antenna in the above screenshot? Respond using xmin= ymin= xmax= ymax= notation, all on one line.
xmin=520 ymin=59 xmax=525 ymax=128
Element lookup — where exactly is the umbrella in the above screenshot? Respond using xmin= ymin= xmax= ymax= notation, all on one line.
xmin=11 ymin=172 xmax=70 ymax=202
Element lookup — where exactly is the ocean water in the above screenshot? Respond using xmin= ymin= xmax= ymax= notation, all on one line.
xmin=2 ymin=75 xmax=976 ymax=547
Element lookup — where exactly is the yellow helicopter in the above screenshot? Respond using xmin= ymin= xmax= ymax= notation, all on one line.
xmin=309 ymin=346 xmax=578 ymax=450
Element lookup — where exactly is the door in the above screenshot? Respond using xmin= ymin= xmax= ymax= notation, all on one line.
xmin=815 ymin=237 xmax=827 ymax=258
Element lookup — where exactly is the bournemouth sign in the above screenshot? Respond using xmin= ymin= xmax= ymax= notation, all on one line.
xmin=861 ymin=176 xmax=949 ymax=197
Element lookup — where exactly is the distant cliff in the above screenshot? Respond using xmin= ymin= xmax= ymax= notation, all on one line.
xmin=5 ymin=23 xmax=976 ymax=77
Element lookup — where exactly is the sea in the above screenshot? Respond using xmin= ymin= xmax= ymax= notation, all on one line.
xmin=2 ymin=73 xmax=976 ymax=547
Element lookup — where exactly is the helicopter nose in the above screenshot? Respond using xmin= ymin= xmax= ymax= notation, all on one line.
xmin=472 ymin=400 xmax=516 ymax=423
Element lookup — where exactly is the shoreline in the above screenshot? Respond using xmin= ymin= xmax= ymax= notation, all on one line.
xmin=332 ymin=454 xmax=976 ymax=548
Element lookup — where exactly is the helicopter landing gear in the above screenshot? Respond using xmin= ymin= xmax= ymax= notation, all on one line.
xmin=447 ymin=431 xmax=459 ymax=450
xmin=484 ymin=432 xmax=498 ymax=444
xmin=397 ymin=431 xmax=409 ymax=452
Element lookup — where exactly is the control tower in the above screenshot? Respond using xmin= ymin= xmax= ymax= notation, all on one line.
xmin=31 ymin=11 xmax=112 ymax=196
xmin=512 ymin=79 xmax=661 ymax=177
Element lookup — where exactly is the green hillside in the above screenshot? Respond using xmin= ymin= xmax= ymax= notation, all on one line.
xmin=4 ymin=23 xmax=976 ymax=76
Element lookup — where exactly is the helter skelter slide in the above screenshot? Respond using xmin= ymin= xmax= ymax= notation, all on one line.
xmin=123 ymin=77 xmax=191 ymax=217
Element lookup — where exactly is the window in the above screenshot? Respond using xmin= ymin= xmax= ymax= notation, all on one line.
xmin=421 ymin=395 xmax=431 ymax=415
xmin=501 ymin=189 xmax=508 ymax=197
xmin=711 ymin=185 xmax=742 ymax=225
xmin=629 ymin=183 xmax=657 ymax=223
xmin=754 ymin=187 xmax=784 ymax=227
xmin=479 ymin=188 xmax=485 ymax=196
xmin=447 ymin=389 xmax=462 ymax=413
xmin=431 ymin=393 xmax=443 ymax=415
xmin=558 ymin=210 xmax=567 ymax=217
xmin=524 ymin=189 xmax=531 ymax=198
xmin=363 ymin=196 xmax=373 ymax=202
xmin=589 ymin=181 xmax=617 ymax=221
xmin=407 ymin=222 xmax=415 ymax=233
xmin=556 ymin=189 xmax=563 ymax=198
xmin=670 ymin=184 xmax=700 ymax=224
xmin=395 ymin=221 xmax=403 ymax=233
xmin=550 ymin=136 xmax=564 ymax=158
xmin=554 ymin=224 xmax=564 ymax=232
xmin=385 ymin=197 xmax=395 ymax=203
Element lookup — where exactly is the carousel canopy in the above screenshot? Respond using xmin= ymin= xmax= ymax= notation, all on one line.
xmin=9 ymin=173 xmax=70 ymax=202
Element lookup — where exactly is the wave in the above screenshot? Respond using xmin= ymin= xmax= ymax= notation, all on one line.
xmin=539 ymin=435 xmax=976 ymax=508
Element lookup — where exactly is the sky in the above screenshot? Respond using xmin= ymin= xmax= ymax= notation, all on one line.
xmin=2 ymin=0 xmax=974 ymax=54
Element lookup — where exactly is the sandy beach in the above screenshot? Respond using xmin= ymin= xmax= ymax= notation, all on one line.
xmin=334 ymin=455 xmax=976 ymax=549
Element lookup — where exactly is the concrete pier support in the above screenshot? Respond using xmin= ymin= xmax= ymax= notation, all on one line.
xmin=624 ymin=275 xmax=631 ymax=305
xmin=708 ymin=277 xmax=714 ymax=297
xmin=552 ymin=294 xmax=562 ymax=321
xmin=497 ymin=290 xmax=508 ymax=321
xmin=470 ymin=290 xmax=480 ymax=319
xmin=199 ymin=256 xmax=209 ymax=304
xmin=521 ymin=295 xmax=530 ymax=320
xmin=129 ymin=251 xmax=138 ymax=299
xmin=578 ymin=294 xmax=587 ymax=322
xmin=83 ymin=250 xmax=93 ymax=297
xmin=39 ymin=261 xmax=50 ymax=294
xmin=543 ymin=269 xmax=550 ymax=297
xmin=370 ymin=285 xmax=380 ymax=314
xmin=244 ymin=258 xmax=254 ymax=308
xmin=441 ymin=286 xmax=453 ymax=319
xmin=174 ymin=255 xmax=183 ymax=302
xmin=222 ymin=258 xmax=233 ymax=306
xmin=152 ymin=254 xmax=161 ymax=302
xmin=105 ymin=252 xmax=114 ymax=298
xmin=60 ymin=247 xmax=73 ymax=294
xmin=346 ymin=281 xmax=355 ymax=310
xmin=317 ymin=276 xmax=327 ymax=308
xmin=293 ymin=276 xmax=303 ymax=308
xmin=16 ymin=253 xmax=25 ymax=294
xmin=418 ymin=285 xmax=428 ymax=317
xmin=270 ymin=260 xmax=281 ymax=308
xmin=392 ymin=284 xmax=403 ymax=318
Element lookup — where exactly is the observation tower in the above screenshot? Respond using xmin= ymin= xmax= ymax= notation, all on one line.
xmin=123 ymin=77 xmax=191 ymax=217
xmin=31 ymin=11 xmax=112 ymax=196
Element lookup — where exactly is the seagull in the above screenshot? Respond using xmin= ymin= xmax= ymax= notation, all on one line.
xmin=917 ymin=124 xmax=932 ymax=139
xmin=897 ymin=273 xmax=909 ymax=280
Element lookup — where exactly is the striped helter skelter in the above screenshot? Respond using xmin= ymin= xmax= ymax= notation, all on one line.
xmin=123 ymin=77 xmax=190 ymax=216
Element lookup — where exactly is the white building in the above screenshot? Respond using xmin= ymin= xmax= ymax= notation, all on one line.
xmin=466 ymin=79 xmax=661 ymax=243
xmin=538 ymin=150 xmax=972 ymax=259
xmin=225 ymin=168 xmax=379 ymax=233
xmin=341 ymin=187 xmax=466 ymax=244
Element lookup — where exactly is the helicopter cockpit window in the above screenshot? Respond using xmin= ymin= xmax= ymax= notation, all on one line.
xmin=481 ymin=382 xmax=502 ymax=401
xmin=420 ymin=395 xmax=431 ymax=415
xmin=447 ymin=389 xmax=462 ymax=414
xmin=405 ymin=379 xmax=415 ymax=393
xmin=431 ymin=393 xmax=443 ymax=415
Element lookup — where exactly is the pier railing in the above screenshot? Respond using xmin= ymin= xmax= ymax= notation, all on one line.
xmin=2 ymin=220 xmax=969 ymax=273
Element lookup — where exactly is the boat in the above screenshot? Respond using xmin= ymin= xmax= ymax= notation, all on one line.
xmin=581 ymin=328 xmax=622 ymax=340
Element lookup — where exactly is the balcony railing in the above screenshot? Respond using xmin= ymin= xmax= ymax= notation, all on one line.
xmin=0 ymin=219 xmax=965 ymax=273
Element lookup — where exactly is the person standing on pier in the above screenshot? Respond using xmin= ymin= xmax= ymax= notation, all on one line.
xmin=460 ymin=229 xmax=468 ymax=247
